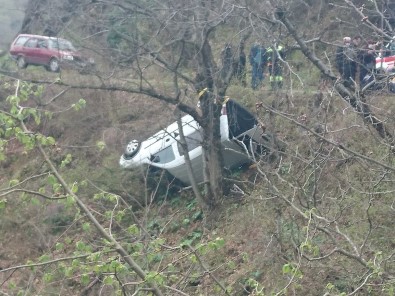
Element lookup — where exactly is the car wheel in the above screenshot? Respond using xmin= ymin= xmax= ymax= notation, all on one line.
xmin=124 ymin=140 xmax=141 ymax=159
xmin=48 ymin=58 xmax=60 ymax=72
xmin=17 ymin=56 xmax=27 ymax=69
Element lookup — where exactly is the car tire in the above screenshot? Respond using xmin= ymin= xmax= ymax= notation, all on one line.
xmin=48 ymin=58 xmax=60 ymax=72
xmin=17 ymin=56 xmax=27 ymax=69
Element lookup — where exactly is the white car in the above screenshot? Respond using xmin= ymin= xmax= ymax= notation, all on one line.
xmin=120 ymin=99 xmax=275 ymax=185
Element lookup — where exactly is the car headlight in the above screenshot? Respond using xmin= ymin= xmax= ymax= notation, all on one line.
xmin=62 ymin=55 xmax=74 ymax=61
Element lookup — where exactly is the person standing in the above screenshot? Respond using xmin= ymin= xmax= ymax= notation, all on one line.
xmin=220 ymin=43 xmax=234 ymax=82
xmin=336 ymin=36 xmax=358 ymax=86
xmin=234 ymin=42 xmax=247 ymax=87
xmin=249 ymin=42 xmax=266 ymax=90
xmin=266 ymin=43 xmax=286 ymax=90
xmin=359 ymin=40 xmax=378 ymax=87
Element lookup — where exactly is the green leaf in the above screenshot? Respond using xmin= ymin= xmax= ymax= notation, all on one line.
xmin=282 ymin=263 xmax=292 ymax=274
xmin=55 ymin=242 xmax=64 ymax=251
xmin=80 ymin=273 xmax=90 ymax=286
xmin=96 ymin=141 xmax=106 ymax=151
xmin=47 ymin=174 xmax=57 ymax=185
xmin=127 ymin=224 xmax=139 ymax=235
xmin=65 ymin=267 xmax=74 ymax=277
xmin=82 ymin=222 xmax=91 ymax=232
xmin=66 ymin=195 xmax=75 ymax=206
xmin=103 ymin=275 xmax=114 ymax=285
xmin=71 ymin=183 xmax=79 ymax=193
xmin=72 ymin=259 xmax=80 ymax=267
xmin=76 ymin=241 xmax=86 ymax=251
xmin=88 ymin=252 xmax=101 ymax=262
xmin=46 ymin=136 xmax=56 ymax=145
xmin=30 ymin=198 xmax=40 ymax=206
xmin=0 ymin=199 xmax=7 ymax=209
xmin=227 ymin=260 xmax=236 ymax=270
xmin=9 ymin=179 xmax=19 ymax=186
xmin=43 ymin=273 xmax=53 ymax=283
xmin=39 ymin=254 xmax=50 ymax=263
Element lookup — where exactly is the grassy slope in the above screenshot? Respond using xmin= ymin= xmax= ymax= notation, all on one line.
xmin=1 ymin=2 xmax=395 ymax=295
xmin=1 ymin=63 xmax=394 ymax=294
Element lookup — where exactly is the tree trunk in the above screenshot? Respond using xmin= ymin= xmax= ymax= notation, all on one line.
xmin=200 ymin=91 xmax=224 ymax=207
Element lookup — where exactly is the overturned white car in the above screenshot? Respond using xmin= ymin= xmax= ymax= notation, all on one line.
xmin=120 ymin=99 xmax=275 ymax=185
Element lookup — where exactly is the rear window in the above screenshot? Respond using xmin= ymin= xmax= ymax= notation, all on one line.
xmin=14 ymin=36 xmax=29 ymax=46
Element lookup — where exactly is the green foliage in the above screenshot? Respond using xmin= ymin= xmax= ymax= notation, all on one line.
xmin=282 ymin=263 xmax=303 ymax=279
xmin=0 ymin=198 xmax=7 ymax=210
xmin=180 ymin=230 xmax=202 ymax=247
xmin=245 ymin=278 xmax=265 ymax=295
xmin=96 ymin=141 xmax=106 ymax=151
xmin=72 ymin=99 xmax=86 ymax=111
xmin=61 ymin=154 xmax=72 ymax=168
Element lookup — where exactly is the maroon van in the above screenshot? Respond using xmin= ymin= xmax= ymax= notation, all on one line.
xmin=9 ymin=34 xmax=94 ymax=72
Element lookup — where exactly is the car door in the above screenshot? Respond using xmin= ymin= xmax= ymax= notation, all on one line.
xmin=23 ymin=38 xmax=39 ymax=64
xmin=35 ymin=38 xmax=50 ymax=65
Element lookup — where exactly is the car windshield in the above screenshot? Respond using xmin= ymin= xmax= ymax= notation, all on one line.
xmin=49 ymin=39 xmax=76 ymax=51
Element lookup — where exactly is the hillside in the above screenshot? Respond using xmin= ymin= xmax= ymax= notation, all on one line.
xmin=1 ymin=1 xmax=395 ymax=296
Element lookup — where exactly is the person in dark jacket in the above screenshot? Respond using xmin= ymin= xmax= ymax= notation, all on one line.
xmin=266 ymin=43 xmax=286 ymax=90
xmin=233 ymin=42 xmax=247 ymax=87
xmin=359 ymin=40 xmax=378 ymax=87
xmin=249 ymin=42 xmax=266 ymax=90
xmin=220 ymin=43 xmax=234 ymax=82
xmin=336 ymin=36 xmax=358 ymax=86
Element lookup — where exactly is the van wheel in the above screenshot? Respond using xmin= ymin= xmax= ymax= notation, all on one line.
xmin=48 ymin=58 xmax=60 ymax=72
xmin=17 ymin=56 xmax=27 ymax=69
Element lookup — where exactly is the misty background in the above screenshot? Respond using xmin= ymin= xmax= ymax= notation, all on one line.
xmin=0 ymin=0 xmax=28 ymax=49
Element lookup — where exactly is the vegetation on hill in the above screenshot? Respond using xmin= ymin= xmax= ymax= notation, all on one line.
xmin=1 ymin=0 xmax=395 ymax=295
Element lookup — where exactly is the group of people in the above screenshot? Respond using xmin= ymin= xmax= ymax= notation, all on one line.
xmin=222 ymin=41 xmax=286 ymax=90
xmin=335 ymin=35 xmax=378 ymax=87
xmin=226 ymin=35 xmax=380 ymax=91
xmin=248 ymin=42 xmax=286 ymax=90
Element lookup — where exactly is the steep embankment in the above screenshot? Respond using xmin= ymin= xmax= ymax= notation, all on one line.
xmin=2 ymin=1 xmax=395 ymax=295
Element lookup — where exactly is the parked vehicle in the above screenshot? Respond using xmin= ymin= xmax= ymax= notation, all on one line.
xmin=120 ymin=99 xmax=278 ymax=185
xmin=376 ymin=39 xmax=395 ymax=73
xmin=9 ymin=34 xmax=95 ymax=72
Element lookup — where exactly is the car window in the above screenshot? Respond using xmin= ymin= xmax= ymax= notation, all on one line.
xmin=151 ymin=146 xmax=176 ymax=164
xmin=48 ymin=39 xmax=58 ymax=49
xmin=177 ymin=130 xmax=202 ymax=156
xmin=25 ymin=38 xmax=38 ymax=48
xmin=14 ymin=36 xmax=29 ymax=46
xmin=49 ymin=39 xmax=76 ymax=51
xmin=37 ymin=39 xmax=48 ymax=48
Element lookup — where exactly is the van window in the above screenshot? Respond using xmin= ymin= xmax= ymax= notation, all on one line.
xmin=49 ymin=39 xmax=75 ymax=51
xmin=151 ymin=146 xmax=176 ymax=164
xmin=38 ymin=39 xmax=48 ymax=48
xmin=48 ymin=39 xmax=58 ymax=49
xmin=25 ymin=38 xmax=38 ymax=48
xmin=14 ymin=36 xmax=29 ymax=46
xmin=177 ymin=130 xmax=202 ymax=156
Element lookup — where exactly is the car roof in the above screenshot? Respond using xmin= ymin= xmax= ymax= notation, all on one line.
xmin=14 ymin=34 xmax=68 ymax=42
